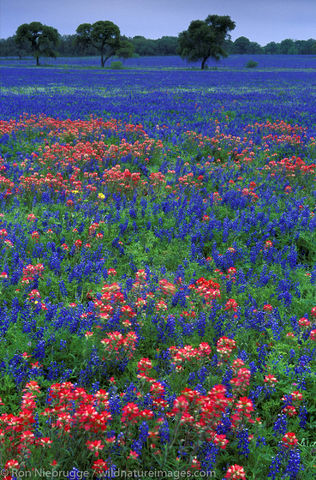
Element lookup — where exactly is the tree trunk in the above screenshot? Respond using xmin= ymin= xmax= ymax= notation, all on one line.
xmin=201 ymin=57 xmax=208 ymax=70
xmin=101 ymin=53 xmax=105 ymax=67
xmin=36 ymin=55 xmax=39 ymax=66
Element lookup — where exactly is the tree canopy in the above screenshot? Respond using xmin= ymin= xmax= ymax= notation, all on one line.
xmin=15 ymin=22 xmax=59 ymax=65
xmin=116 ymin=36 xmax=134 ymax=60
xmin=3 ymin=23 xmax=315 ymax=59
xmin=76 ymin=21 xmax=122 ymax=67
xmin=233 ymin=36 xmax=261 ymax=54
xmin=178 ymin=15 xmax=236 ymax=69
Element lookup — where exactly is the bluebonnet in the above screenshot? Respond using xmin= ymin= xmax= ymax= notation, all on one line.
xmin=257 ymin=344 xmax=268 ymax=371
xmin=67 ymin=468 xmax=82 ymax=480
xmin=159 ymin=420 xmax=170 ymax=443
xmin=109 ymin=394 xmax=121 ymax=416
xmin=222 ymin=368 xmax=233 ymax=391
xmin=268 ymin=450 xmax=285 ymax=479
xmin=284 ymin=448 xmax=304 ymax=479
xmin=237 ymin=428 xmax=250 ymax=457
xmin=216 ymin=416 xmax=232 ymax=435
xmin=200 ymin=442 xmax=219 ymax=473
xmin=299 ymin=405 xmax=308 ymax=428
xmin=138 ymin=421 xmax=149 ymax=444
xmin=256 ymin=436 xmax=267 ymax=447
xmin=273 ymin=414 xmax=288 ymax=435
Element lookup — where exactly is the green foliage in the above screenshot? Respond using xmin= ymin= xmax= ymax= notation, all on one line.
xmin=116 ymin=37 xmax=134 ymax=60
xmin=131 ymin=35 xmax=157 ymax=56
xmin=110 ymin=60 xmax=124 ymax=69
xmin=1 ymin=30 xmax=315 ymax=58
xmin=246 ymin=60 xmax=259 ymax=68
xmin=15 ymin=22 xmax=60 ymax=65
xmin=76 ymin=20 xmax=120 ymax=67
xmin=233 ymin=36 xmax=262 ymax=54
xmin=178 ymin=14 xmax=236 ymax=69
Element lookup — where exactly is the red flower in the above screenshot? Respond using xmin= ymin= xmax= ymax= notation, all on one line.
xmin=282 ymin=432 xmax=298 ymax=448
xmin=127 ymin=450 xmax=139 ymax=460
xmin=263 ymin=304 xmax=273 ymax=312
xmin=92 ymin=459 xmax=108 ymax=473
xmin=224 ymin=299 xmax=239 ymax=312
xmin=264 ymin=374 xmax=277 ymax=386
xmin=86 ymin=439 xmax=105 ymax=456
xmin=283 ymin=406 xmax=297 ymax=417
xmin=298 ymin=317 xmax=311 ymax=328
xmin=225 ymin=464 xmax=246 ymax=479
xmin=5 ymin=459 xmax=19 ymax=470
xmin=137 ymin=357 xmax=153 ymax=372
xmin=291 ymin=391 xmax=303 ymax=402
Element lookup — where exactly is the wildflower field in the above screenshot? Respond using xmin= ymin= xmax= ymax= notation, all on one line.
xmin=0 ymin=56 xmax=315 ymax=479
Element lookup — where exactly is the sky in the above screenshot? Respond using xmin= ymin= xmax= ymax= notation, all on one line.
xmin=0 ymin=0 xmax=315 ymax=45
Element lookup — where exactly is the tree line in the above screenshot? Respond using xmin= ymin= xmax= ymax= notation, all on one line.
xmin=0 ymin=17 xmax=315 ymax=69
xmin=2 ymin=32 xmax=316 ymax=58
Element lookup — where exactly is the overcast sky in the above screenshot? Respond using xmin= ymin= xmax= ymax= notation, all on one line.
xmin=0 ymin=0 xmax=315 ymax=45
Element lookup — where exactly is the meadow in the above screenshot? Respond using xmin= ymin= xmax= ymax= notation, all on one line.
xmin=0 ymin=56 xmax=315 ymax=479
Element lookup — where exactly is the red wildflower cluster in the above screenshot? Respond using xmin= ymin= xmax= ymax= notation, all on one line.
xmin=264 ymin=374 xmax=278 ymax=387
xmin=263 ymin=304 xmax=273 ymax=312
xmin=21 ymin=263 xmax=44 ymax=284
xmin=168 ymin=384 xmax=233 ymax=434
xmin=230 ymin=368 xmax=251 ymax=394
xmin=159 ymin=279 xmax=176 ymax=296
xmin=137 ymin=357 xmax=153 ymax=372
xmin=224 ymin=464 xmax=246 ymax=479
xmin=121 ymin=402 xmax=154 ymax=424
xmin=283 ymin=406 xmax=297 ymax=417
xmin=189 ymin=277 xmax=221 ymax=304
xmin=169 ymin=342 xmax=212 ymax=369
xmin=177 ymin=172 xmax=204 ymax=189
xmin=0 ymin=382 xmax=41 ymax=462
xmin=231 ymin=397 xmax=255 ymax=428
xmin=298 ymin=317 xmax=311 ymax=328
xmin=282 ymin=432 xmax=298 ymax=449
xmin=266 ymin=155 xmax=315 ymax=176
xmin=224 ymin=298 xmax=239 ymax=312
xmin=101 ymin=331 xmax=138 ymax=361
xmin=93 ymin=282 xmax=123 ymax=320
xmin=102 ymin=165 xmax=143 ymax=192
xmin=216 ymin=336 xmax=236 ymax=362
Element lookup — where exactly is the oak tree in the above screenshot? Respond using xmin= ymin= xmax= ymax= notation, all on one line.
xmin=15 ymin=22 xmax=59 ymax=65
xmin=76 ymin=21 xmax=121 ymax=67
xmin=178 ymin=15 xmax=235 ymax=69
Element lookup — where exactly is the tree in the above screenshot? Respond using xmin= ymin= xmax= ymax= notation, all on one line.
xmin=264 ymin=41 xmax=280 ymax=55
xmin=222 ymin=38 xmax=234 ymax=55
xmin=297 ymin=39 xmax=316 ymax=54
xmin=15 ymin=22 xmax=59 ymax=65
xmin=279 ymin=39 xmax=296 ymax=54
xmin=0 ymin=36 xmax=22 ymax=57
xmin=233 ymin=36 xmax=252 ymax=54
xmin=131 ymin=36 xmax=158 ymax=56
xmin=116 ymin=37 xmax=134 ymax=60
xmin=178 ymin=15 xmax=235 ymax=69
xmin=156 ymin=36 xmax=178 ymax=55
xmin=233 ymin=36 xmax=262 ymax=54
xmin=76 ymin=21 xmax=120 ymax=67
xmin=249 ymin=41 xmax=263 ymax=54
xmin=58 ymin=35 xmax=78 ymax=56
